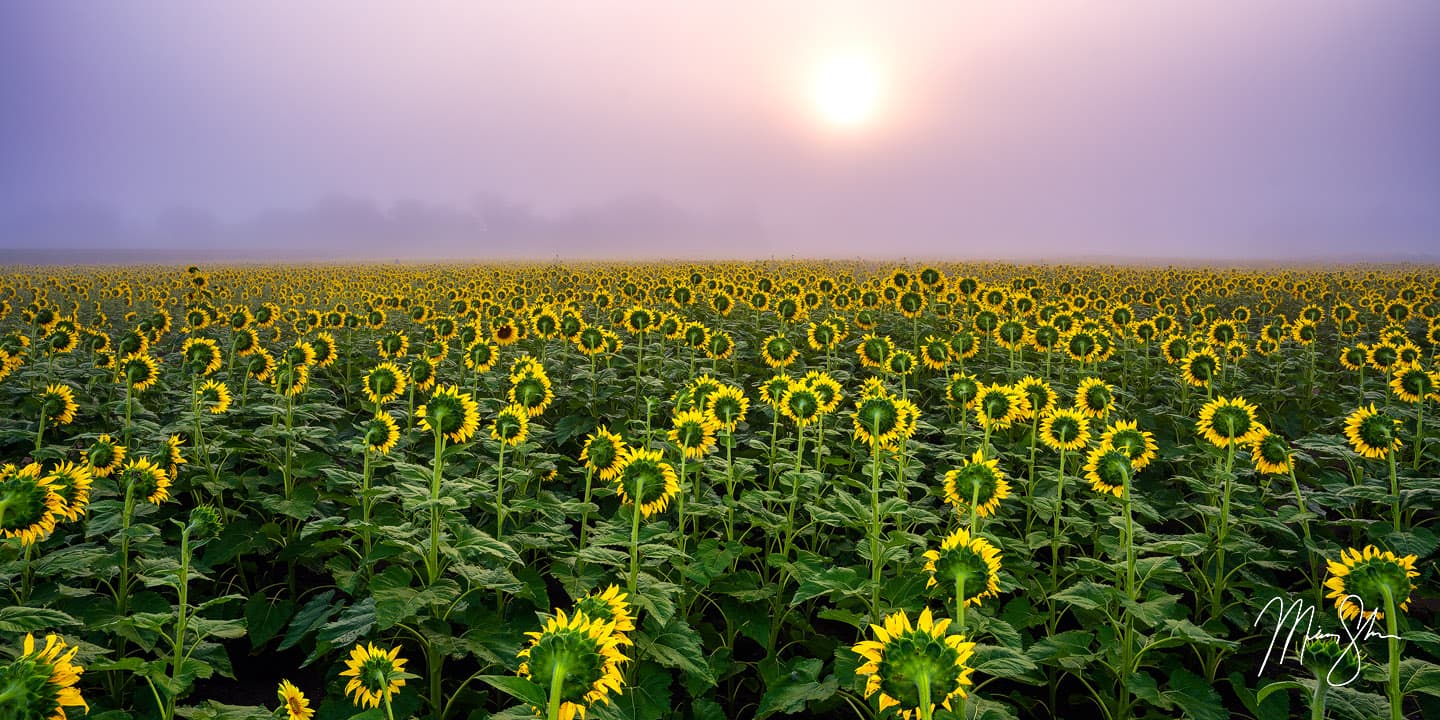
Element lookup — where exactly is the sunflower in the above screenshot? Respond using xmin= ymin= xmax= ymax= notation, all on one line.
xmin=1074 ymin=377 xmax=1115 ymax=419
xmin=973 ymin=383 xmax=1028 ymax=430
xmin=464 ymin=340 xmax=498 ymax=373
xmin=760 ymin=373 xmax=793 ymax=408
xmin=181 ymin=336 xmax=223 ymax=376
xmin=858 ymin=334 xmax=894 ymax=369
xmin=120 ymin=352 xmax=160 ymax=392
xmin=0 ymin=463 xmax=64 ymax=546
xmin=1039 ymin=408 xmax=1091 ymax=452
xmin=1084 ymin=446 xmax=1134 ymax=498
xmin=942 ymin=451 xmax=1010 ymax=518
xmin=363 ymin=362 xmax=407 ymax=405
xmin=247 ymin=350 xmax=277 ymax=383
xmin=852 ymin=607 xmax=977 ymax=720
xmin=1389 ymin=363 xmax=1436 ymax=404
xmin=705 ymin=331 xmax=733 ymax=360
xmin=853 ymin=394 xmax=904 ymax=446
xmin=272 ymin=363 xmax=310 ymax=398
xmin=1179 ymin=348 xmax=1221 ymax=388
xmin=886 ymin=350 xmax=917 ymax=377
xmin=760 ymin=334 xmax=798 ymax=369
xmin=613 ymin=447 xmax=680 ymax=518
xmin=944 ymin=374 xmax=979 ymax=408
xmin=1367 ymin=342 xmax=1400 ymax=374
xmin=1099 ymin=419 xmax=1158 ymax=471
xmin=1248 ymin=429 xmax=1293 ymax=475
xmin=362 ymin=413 xmax=400 ymax=455
xmin=1014 ymin=376 xmax=1055 ymax=420
xmin=310 ymin=332 xmax=337 ymax=368
xmin=492 ymin=404 xmax=531 ymax=447
xmin=918 ymin=336 xmax=952 ymax=371
xmin=1339 ymin=343 xmax=1369 ymax=372
xmin=704 ymin=385 xmax=749 ymax=431
xmin=276 ymin=679 xmax=314 ymax=720
xmin=571 ymin=585 xmax=636 ymax=637
xmin=1343 ymin=404 xmax=1402 ymax=460
xmin=87 ymin=434 xmax=126 ymax=478
xmin=581 ymin=427 xmax=627 ymax=481
xmin=196 ymin=379 xmax=232 ymax=415
xmin=1195 ymin=396 xmax=1266 ymax=449
xmin=517 ymin=609 xmax=628 ymax=720
xmin=45 ymin=461 xmax=93 ymax=522
xmin=408 ymin=356 xmax=437 ymax=393
xmin=339 ymin=642 xmax=409 ymax=710
xmin=1323 ymin=545 xmax=1419 ymax=621
xmin=509 ymin=370 xmax=555 ymax=418
xmin=669 ymin=409 xmax=720 ymax=459
xmin=120 ymin=456 xmax=171 ymax=505
xmin=2 ymin=633 xmax=88 ymax=719
xmin=417 ymin=385 xmax=481 ymax=444
xmin=38 ymin=384 xmax=77 ymax=426
xmin=377 ymin=331 xmax=409 ymax=358
xmin=922 ymin=527 xmax=1003 ymax=606
xmin=804 ymin=371 xmax=844 ymax=414
xmin=780 ymin=385 xmax=823 ymax=428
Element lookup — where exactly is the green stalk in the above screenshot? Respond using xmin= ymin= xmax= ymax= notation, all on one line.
xmin=1050 ymin=446 xmax=1067 ymax=592
xmin=1383 ymin=587 xmax=1402 ymax=720
xmin=495 ymin=441 xmax=508 ymax=541
xmin=427 ymin=430 xmax=447 ymax=585
xmin=1414 ymin=400 xmax=1424 ymax=471
xmin=166 ymin=526 xmax=193 ymax=720
xmin=868 ymin=426 xmax=884 ymax=622
xmin=546 ymin=661 xmax=569 ymax=720
xmin=916 ymin=667 xmax=935 ymax=720
xmin=33 ymin=407 xmax=46 ymax=452
xmin=1310 ymin=676 xmax=1329 ymax=720
xmin=627 ymin=475 xmax=646 ymax=598
xmin=578 ymin=466 xmax=595 ymax=557
xmin=1388 ymin=449 xmax=1400 ymax=532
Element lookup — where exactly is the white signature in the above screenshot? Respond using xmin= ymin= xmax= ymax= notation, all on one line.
xmin=1253 ymin=594 xmax=1400 ymax=686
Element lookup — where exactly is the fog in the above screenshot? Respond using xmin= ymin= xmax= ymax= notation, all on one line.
xmin=2 ymin=1 xmax=1437 ymax=260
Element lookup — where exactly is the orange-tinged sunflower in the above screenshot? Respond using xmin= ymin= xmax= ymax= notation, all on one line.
xmin=120 ymin=456 xmax=171 ymax=505
xmin=87 ymin=434 xmax=126 ymax=478
xmin=196 ymin=379 xmax=232 ymax=414
xmin=1248 ymin=429 xmax=1293 ymax=475
xmin=1084 ymin=445 xmax=1134 ymax=498
xmin=1073 ymin=377 xmax=1115 ymax=419
xmin=362 ymin=413 xmax=400 ymax=455
xmin=46 ymin=461 xmax=93 ymax=522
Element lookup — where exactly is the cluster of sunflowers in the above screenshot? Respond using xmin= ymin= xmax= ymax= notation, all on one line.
xmin=0 ymin=261 xmax=1437 ymax=720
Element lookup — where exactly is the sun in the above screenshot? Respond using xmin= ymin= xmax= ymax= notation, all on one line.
xmin=813 ymin=55 xmax=881 ymax=128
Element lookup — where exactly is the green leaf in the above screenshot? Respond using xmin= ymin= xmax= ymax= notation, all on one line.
xmin=243 ymin=594 xmax=294 ymax=650
xmin=0 ymin=606 xmax=78 ymax=633
xmin=477 ymin=675 xmax=546 ymax=708
xmin=1167 ymin=668 xmax=1229 ymax=720
xmin=756 ymin=657 xmax=837 ymax=718
xmin=1050 ymin=581 xmax=1113 ymax=612
xmin=1402 ymin=659 xmax=1440 ymax=698
xmin=1254 ymin=680 xmax=1306 ymax=704
xmin=318 ymin=597 xmax=376 ymax=648
xmin=276 ymin=590 xmax=336 ymax=652
xmin=636 ymin=615 xmax=716 ymax=688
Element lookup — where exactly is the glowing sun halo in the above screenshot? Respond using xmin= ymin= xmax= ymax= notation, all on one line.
xmin=813 ymin=55 xmax=882 ymax=128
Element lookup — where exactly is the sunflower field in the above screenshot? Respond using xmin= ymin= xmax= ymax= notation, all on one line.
xmin=1 ymin=262 xmax=1438 ymax=720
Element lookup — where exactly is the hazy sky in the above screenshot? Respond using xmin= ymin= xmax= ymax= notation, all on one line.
xmin=2 ymin=1 xmax=1438 ymax=259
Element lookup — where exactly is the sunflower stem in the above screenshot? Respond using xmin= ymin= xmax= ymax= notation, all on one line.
xmin=1050 ymin=446 xmax=1066 ymax=593
xmin=33 ymin=407 xmax=45 ymax=452
xmin=1414 ymin=400 xmax=1424 ymax=471
xmin=1387 ymin=449 xmax=1400 ymax=533
xmin=916 ymin=666 xmax=935 ymax=720
xmin=1310 ymin=675 xmax=1329 ymax=720
xmin=427 ymin=430 xmax=446 ymax=586
xmin=1382 ymin=587 xmax=1402 ymax=720
xmin=545 ymin=660 xmax=569 ymax=720
xmin=868 ymin=428 xmax=884 ymax=622
xmin=627 ymin=474 xmax=645 ymax=599
xmin=495 ymin=441 xmax=507 ymax=542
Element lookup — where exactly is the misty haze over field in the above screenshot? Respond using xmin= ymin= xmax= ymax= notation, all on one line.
xmin=2 ymin=1 xmax=1438 ymax=261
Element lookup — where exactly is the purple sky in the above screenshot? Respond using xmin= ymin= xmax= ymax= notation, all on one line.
xmin=2 ymin=1 xmax=1438 ymax=259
